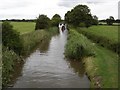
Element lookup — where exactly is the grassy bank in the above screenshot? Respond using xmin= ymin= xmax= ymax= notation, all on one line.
xmin=21 ymin=30 xmax=50 ymax=56
xmin=10 ymin=22 xmax=35 ymax=34
xmin=2 ymin=47 xmax=22 ymax=86
xmin=2 ymin=21 xmax=59 ymax=87
xmin=84 ymin=45 xmax=118 ymax=88
xmin=77 ymin=25 xmax=119 ymax=53
xmin=65 ymin=29 xmax=118 ymax=88
xmin=65 ymin=29 xmax=95 ymax=59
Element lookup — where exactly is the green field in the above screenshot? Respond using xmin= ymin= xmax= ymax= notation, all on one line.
xmin=79 ymin=25 xmax=118 ymax=43
xmin=10 ymin=22 xmax=35 ymax=34
xmin=77 ymin=25 xmax=119 ymax=53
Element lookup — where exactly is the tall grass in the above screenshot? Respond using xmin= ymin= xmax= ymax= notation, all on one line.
xmin=2 ymin=47 xmax=21 ymax=86
xmin=21 ymin=30 xmax=50 ymax=56
xmin=46 ymin=27 xmax=59 ymax=36
xmin=65 ymin=29 xmax=95 ymax=60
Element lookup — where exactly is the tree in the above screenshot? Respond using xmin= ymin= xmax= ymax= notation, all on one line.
xmin=92 ymin=15 xmax=98 ymax=25
xmin=106 ymin=16 xmax=115 ymax=25
xmin=2 ymin=21 xmax=23 ymax=54
xmin=35 ymin=14 xmax=50 ymax=30
xmin=51 ymin=14 xmax=61 ymax=26
xmin=65 ymin=4 xmax=93 ymax=27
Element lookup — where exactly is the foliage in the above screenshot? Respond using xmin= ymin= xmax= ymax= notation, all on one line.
xmin=46 ymin=27 xmax=59 ymax=36
xmin=106 ymin=16 xmax=115 ymax=25
xmin=79 ymin=22 xmax=86 ymax=27
xmin=2 ymin=21 xmax=23 ymax=54
xmin=65 ymin=29 xmax=95 ymax=60
xmin=51 ymin=14 xmax=61 ymax=27
xmin=65 ymin=4 xmax=95 ymax=27
xmin=2 ymin=46 xmax=21 ymax=86
xmin=35 ymin=15 xmax=50 ymax=30
xmin=21 ymin=30 xmax=50 ymax=55
xmin=92 ymin=15 xmax=98 ymax=25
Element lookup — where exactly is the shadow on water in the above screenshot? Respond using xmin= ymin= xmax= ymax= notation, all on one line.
xmin=66 ymin=59 xmax=85 ymax=77
xmin=11 ymin=30 xmax=90 ymax=88
xmin=9 ymin=37 xmax=52 ymax=87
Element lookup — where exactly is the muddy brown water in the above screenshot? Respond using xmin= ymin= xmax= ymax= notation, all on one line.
xmin=12 ymin=30 xmax=90 ymax=88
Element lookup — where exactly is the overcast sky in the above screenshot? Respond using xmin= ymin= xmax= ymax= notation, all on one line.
xmin=0 ymin=0 xmax=119 ymax=20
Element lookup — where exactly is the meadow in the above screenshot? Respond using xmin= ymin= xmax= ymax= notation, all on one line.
xmin=78 ymin=25 xmax=118 ymax=43
xmin=10 ymin=22 xmax=35 ymax=34
xmin=77 ymin=25 xmax=119 ymax=53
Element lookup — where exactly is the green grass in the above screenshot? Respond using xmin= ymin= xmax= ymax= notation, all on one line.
xmin=10 ymin=22 xmax=35 ymax=34
xmin=2 ymin=47 xmax=21 ymax=86
xmin=21 ymin=30 xmax=50 ymax=56
xmin=84 ymin=45 xmax=118 ymax=88
xmin=65 ymin=29 xmax=95 ymax=60
xmin=65 ymin=29 xmax=118 ymax=88
xmin=77 ymin=25 xmax=119 ymax=53
xmin=79 ymin=25 xmax=118 ymax=43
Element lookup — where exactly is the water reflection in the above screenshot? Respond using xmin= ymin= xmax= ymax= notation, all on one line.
xmin=38 ymin=37 xmax=51 ymax=53
xmin=67 ymin=60 xmax=85 ymax=77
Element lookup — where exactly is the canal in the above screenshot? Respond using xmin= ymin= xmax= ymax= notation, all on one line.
xmin=12 ymin=30 xmax=90 ymax=88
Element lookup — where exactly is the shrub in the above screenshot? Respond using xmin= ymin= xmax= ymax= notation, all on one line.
xmin=79 ymin=22 xmax=86 ymax=27
xmin=35 ymin=15 xmax=50 ymax=30
xmin=2 ymin=46 xmax=21 ymax=86
xmin=51 ymin=14 xmax=61 ymax=27
xmin=2 ymin=21 xmax=23 ymax=54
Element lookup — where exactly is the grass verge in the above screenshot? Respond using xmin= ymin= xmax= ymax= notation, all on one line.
xmin=65 ymin=29 xmax=118 ymax=88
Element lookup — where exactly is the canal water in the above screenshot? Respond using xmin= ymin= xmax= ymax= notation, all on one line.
xmin=13 ymin=30 xmax=90 ymax=88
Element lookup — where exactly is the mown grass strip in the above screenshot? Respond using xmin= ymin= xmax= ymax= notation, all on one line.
xmin=65 ymin=29 xmax=118 ymax=88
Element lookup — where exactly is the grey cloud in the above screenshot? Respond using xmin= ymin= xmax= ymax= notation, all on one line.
xmin=57 ymin=0 xmax=119 ymax=7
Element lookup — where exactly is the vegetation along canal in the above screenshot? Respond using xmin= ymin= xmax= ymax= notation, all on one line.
xmin=12 ymin=30 xmax=90 ymax=88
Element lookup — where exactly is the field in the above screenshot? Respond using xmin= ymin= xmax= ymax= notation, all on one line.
xmin=77 ymin=25 xmax=119 ymax=53
xmin=79 ymin=25 xmax=118 ymax=43
xmin=10 ymin=22 xmax=35 ymax=34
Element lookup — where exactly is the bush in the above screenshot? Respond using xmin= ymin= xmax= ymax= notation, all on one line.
xmin=51 ymin=14 xmax=61 ymax=27
xmin=79 ymin=22 xmax=86 ymax=27
xmin=2 ymin=21 xmax=23 ymax=54
xmin=65 ymin=30 xmax=95 ymax=60
xmin=2 ymin=46 xmax=21 ymax=86
xmin=35 ymin=15 xmax=50 ymax=30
